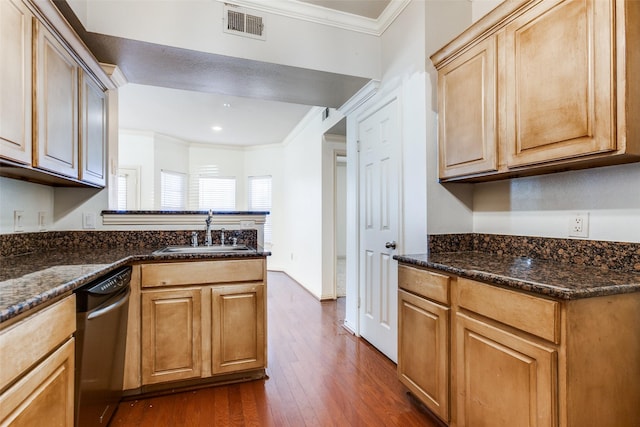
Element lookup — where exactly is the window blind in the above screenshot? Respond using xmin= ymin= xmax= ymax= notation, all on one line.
xmin=248 ymin=175 xmax=272 ymax=244
xmin=199 ymin=176 xmax=236 ymax=211
xmin=117 ymin=174 xmax=128 ymax=210
xmin=161 ymin=170 xmax=187 ymax=210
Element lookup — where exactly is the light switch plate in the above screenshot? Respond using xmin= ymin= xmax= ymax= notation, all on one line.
xmin=83 ymin=212 xmax=97 ymax=229
xmin=14 ymin=210 xmax=24 ymax=232
xmin=38 ymin=211 xmax=47 ymax=231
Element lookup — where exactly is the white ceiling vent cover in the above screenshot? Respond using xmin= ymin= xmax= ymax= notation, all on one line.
xmin=224 ymin=5 xmax=266 ymax=40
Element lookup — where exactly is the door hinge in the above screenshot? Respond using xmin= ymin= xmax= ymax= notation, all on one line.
xmin=356 ymin=140 xmax=361 ymax=152
xmin=358 ymin=297 xmax=361 ymax=309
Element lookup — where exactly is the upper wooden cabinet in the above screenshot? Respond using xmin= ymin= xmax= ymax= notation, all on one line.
xmin=79 ymin=70 xmax=107 ymax=186
xmin=0 ymin=0 xmax=113 ymax=188
xmin=0 ymin=0 xmax=33 ymax=165
xmin=33 ymin=18 xmax=79 ymax=179
xmin=438 ymin=36 xmax=497 ymax=179
xmin=431 ymin=0 xmax=640 ymax=182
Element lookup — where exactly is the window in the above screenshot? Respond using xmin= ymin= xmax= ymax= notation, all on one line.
xmin=199 ymin=176 xmax=236 ymax=210
xmin=117 ymin=174 xmax=128 ymax=210
xmin=160 ymin=170 xmax=187 ymax=210
xmin=248 ymin=175 xmax=272 ymax=244
xmin=117 ymin=167 xmax=139 ymax=210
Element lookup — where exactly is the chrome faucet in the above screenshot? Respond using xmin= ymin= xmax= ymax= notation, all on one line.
xmin=220 ymin=228 xmax=226 ymax=246
xmin=205 ymin=210 xmax=213 ymax=246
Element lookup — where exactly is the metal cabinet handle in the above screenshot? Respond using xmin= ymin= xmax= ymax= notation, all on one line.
xmin=385 ymin=241 xmax=397 ymax=250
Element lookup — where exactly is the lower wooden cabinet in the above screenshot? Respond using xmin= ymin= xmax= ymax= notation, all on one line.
xmin=0 ymin=339 xmax=75 ymax=427
xmin=0 ymin=296 xmax=76 ymax=427
xmin=455 ymin=313 xmax=557 ymax=427
xmin=141 ymin=288 xmax=203 ymax=385
xmin=132 ymin=259 xmax=268 ymax=391
xmin=398 ymin=289 xmax=450 ymax=422
xmin=211 ymin=284 xmax=265 ymax=374
xmin=398 ymin=263 xmax=640 ymax=427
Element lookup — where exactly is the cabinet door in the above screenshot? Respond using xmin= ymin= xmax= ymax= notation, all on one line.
xmin=141 ymin=288 xmax=202 ymax=385
xmin=504 ymin=0 xmax=614 ymax=168
xmin=0 ymin=0 xmax=32 ymax=165
xmin=398 ymin=290 xmax=449 ymax=422
xmin=211 ymin=283 xmax=265 ymax=374
xmin=455 ymin=313 xmax=557 ymax=427
xmin=33 ymin=20 xmax=79 ymax=178
xmin=437 ymin=36 xmax=497 ymax=180
xmin=0 ymin=338 xmax=74 ymax=427
xmin=79 ymin=70 xmax=107 ymax=186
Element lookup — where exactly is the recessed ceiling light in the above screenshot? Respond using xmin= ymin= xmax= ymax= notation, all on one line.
xmin=223 ymin=103 xmax=231 ymax=108
xmin=212 ymin=126 xmax=222 ymax=132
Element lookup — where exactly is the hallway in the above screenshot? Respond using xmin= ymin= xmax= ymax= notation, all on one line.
xmin=110 ymin=271 xmax=440 ymax=426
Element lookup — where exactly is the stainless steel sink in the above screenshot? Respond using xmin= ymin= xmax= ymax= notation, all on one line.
xmin=153 ymin=245 xmax=255 ymax=255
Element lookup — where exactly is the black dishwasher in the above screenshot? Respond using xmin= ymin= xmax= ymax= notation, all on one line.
xmin=74 ymin=266 xmax=131 ymax=426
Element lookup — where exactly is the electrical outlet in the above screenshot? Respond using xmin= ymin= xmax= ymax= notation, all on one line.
xmin=14 ymin=210 xmax=24 ymax=232
xmin=568 ymin=212 xmax=589 ymax=238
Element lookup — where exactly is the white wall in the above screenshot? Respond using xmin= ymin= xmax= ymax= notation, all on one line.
xmin=155 ymin=134 xmax=189 ymax=209
xmin=0 ymin=178 xmax=54 ymax=233
xmin=119 ymin=131 xmax=155 ymax=209
xmin=188 ymin=143 xmax=246 ymax=209
xmin=75 ymin=0 xmax=380 ymax=79
xmin=244 ymin=144 xmax=285 ymax=268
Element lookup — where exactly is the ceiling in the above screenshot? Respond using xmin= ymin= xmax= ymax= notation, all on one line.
xmin=57 ymin=0 xmax=394 ymax=145
xmin=295 ymin=0 xmax=391 ymax=20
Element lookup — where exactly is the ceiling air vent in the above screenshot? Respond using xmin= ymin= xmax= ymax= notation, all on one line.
xmin=224 ymin=5 xmax=266 ymax=40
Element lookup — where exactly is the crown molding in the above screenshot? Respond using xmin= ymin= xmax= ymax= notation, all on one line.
xmin=338 ymin=80 xmax=380 ymax=116
xmin=218 ymin=0 xmax=410 ymax=36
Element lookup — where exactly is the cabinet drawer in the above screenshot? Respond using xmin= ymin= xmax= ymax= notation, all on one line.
xmin=456 ymin=278 xmax=560 ymax=343
xmin=399 ymin=265 xmax=450 ymax=305
xmin=0 ymin=295 xmax=76 ymax=391
xmin=141 ymin=259 xmax=264 ymax=288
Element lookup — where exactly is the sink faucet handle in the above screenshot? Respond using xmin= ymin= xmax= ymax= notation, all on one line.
xmin=191 ymin=231 xmax=198 ymax=247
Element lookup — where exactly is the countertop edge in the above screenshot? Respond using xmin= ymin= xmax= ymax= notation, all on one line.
xmin=1 ymin=251 xmax=270 ymax=324
xmin=395 ymin=254 xmax=640 ymax=300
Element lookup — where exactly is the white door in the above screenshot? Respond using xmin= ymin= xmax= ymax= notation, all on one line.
xmin=358 ymin=99 xmax=400 ymax=362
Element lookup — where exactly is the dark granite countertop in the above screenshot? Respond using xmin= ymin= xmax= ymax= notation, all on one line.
xmin=395 ymin=252 xmax=640 ymax=300
xmin=0 ymin=246 xmax=270 ymax=324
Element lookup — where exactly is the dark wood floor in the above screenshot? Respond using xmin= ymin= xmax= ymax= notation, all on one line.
xmin=110 ymin=271 xmax=440 ymax=426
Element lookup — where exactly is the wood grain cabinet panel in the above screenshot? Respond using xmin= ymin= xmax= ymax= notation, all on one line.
xmin=141 ymin=288 xmax=202 ymax=385
xmin=431 ymin=0 xmax=640 ymax=182
xmin=0 ymin=0 xmax=32 ymax=165
xmin=33 ymin=19 xmax=79 ymax=179
xmin=504 ymin=0 xmax=615 ymax=167
xmin=0 ymin=295 xmax=75 ymax=427
xmin=437 ymin=36 xmax=497 ymax=179
xmin=79 ymin=70 xmax=107 ymax=186
xmin=398 ymin=289 xmax=450 ymax=422
xmin=133 ymin=259 xmax=268 ymax=392
xmin=455 ymin=313 xmax=557 ymax=427
xmin=211 ymin=283 xmax=266 ymax=374
xmin=0 ymin=339 xmax=75 ymax=427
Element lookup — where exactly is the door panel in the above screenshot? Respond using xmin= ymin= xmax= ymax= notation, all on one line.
xmin=358 ymin=99 xmax=400 ymax=362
